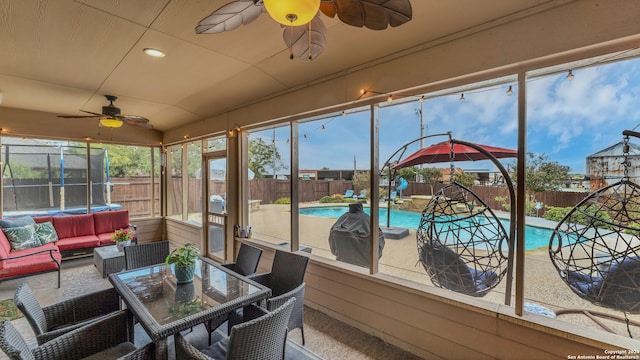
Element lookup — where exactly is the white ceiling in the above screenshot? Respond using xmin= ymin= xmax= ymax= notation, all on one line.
xmin=0 ymin=0 xmax=562 ymax=132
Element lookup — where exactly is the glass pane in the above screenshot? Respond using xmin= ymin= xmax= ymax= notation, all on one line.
xmin=1 ymin=138 xmax=89 ymax=216
xmin=207 ymin=157 xmax=227 ymax=260
xmin=153 ymin=147 xmax=161 ymax=217
xmin=90 ymin=144 xmax=155 ymax=218
xmin=524 ymin=57 xmax=640 ymax=337
xmin=167 ymin=145 xmax=183 ymax=219
xmin=207 ymin=158 xmax=226 ymax=215
xmin=187 ymin=141 xmax=202 ymax=224
xmin=298 ymin=109 xmax=370 ymax=260
xmin=206 ymin=137 xmax=226 ymax=152
xmin=377 ymin=79 xmax=518 ymax=307
xmin=247 ymin=125 xmax=291 ymax=246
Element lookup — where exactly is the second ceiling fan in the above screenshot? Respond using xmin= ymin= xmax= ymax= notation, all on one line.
xmin=56 ymin=95 xmax=152 ymax=129
xmin=196 ymin=0 xmax=412 ymax=60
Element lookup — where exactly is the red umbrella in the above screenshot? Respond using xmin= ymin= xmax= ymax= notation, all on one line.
xmin=392 ymin=140 xmax=517 ymax=169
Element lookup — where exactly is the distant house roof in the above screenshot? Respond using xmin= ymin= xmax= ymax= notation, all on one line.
xmin=587 ymin=141 xmax=640 ymax=158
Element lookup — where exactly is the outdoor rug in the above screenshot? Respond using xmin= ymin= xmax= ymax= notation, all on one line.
xmin=0 ymin=299 xmax=22 ymax=321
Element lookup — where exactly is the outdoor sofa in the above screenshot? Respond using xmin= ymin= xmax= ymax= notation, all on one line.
xmin=0 ymin=210 xmax=132 ymax=287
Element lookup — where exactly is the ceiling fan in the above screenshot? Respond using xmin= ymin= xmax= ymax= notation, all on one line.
xmin=56 ymin=95 xmax=152 ymax=129
xmin=196 ymin=0 xmax=412 ymax=60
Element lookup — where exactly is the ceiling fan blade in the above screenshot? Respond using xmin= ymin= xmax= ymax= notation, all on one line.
xmin=81 ymin=110 xmax=106 ymax=116
xmin=56 ymin=115 xmax=99 ymax=119
xmin=57 ymin=109 xmax=104 ymax=118
xmin=119 ymin=115 xmax=153 ymax=129
xmin=196 ymin=0 xmax=265 ymax=34
xmin=117 ymin=114 xmax=149 ymax=123
xmin=320 ymin=0 xmax=412 ymax=30
xmin=283 ymin=16 xmax=326 ymax=60
xmin=125 ymin=121 xmax=154 ymax=129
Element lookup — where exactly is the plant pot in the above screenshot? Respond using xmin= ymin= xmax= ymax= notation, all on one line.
xmin=174 ymin=264 xmax=195 ymax=284
xmin=116 ymin=240 xmax=131 ymax=252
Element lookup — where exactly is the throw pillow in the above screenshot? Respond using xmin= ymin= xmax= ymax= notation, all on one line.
xmin=3 ymin=224 xmax=40 ymax=251
xmin=34 ymin=222 xmax=59 ymax=245
xmin=0 ymin=216 xmax=35 ymax=229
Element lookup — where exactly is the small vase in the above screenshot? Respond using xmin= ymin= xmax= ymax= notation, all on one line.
xmin=116 ymin=240 xmax=131 ymax=252
xmin=174 ymin=264 xmax=195 ymax=284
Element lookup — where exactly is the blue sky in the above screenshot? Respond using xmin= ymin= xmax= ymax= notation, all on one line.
xmin=251 ymin=55 xmax=640 ymax=175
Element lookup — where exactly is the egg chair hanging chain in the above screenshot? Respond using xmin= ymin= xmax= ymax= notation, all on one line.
xmin=623 ymin=133 xmax=630 ymax=181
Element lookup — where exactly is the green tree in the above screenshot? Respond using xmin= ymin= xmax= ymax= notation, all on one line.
xmin=452 ymin=171 xmax=477 ymax=188
xmin=352 ymin=172 xmax=370 ymax=196
xmin=248 ymin=138 xmax=285 ymax=178
xmin=510 ymin=153 xmax=570 ymax=192
xmin=395 ymin=167 xmax=417 ymax=182
xmin=419 ymin=167 xmax=443 ymax=194
xmin=91 ymin=144 xmax=154 ymax=177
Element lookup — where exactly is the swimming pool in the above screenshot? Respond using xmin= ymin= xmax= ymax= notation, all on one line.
xmin=299 ymin=206 xmax=554 ymax=250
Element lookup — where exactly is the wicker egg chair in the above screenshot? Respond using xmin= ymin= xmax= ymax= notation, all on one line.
xmin=417 ymin=181 xmax=510 ymax=297
xmin=549 ymin=130 xmax=640 ymax=334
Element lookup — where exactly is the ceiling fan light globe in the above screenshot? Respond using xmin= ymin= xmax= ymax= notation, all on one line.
xmin=263 ymin=0 xmax=319 ymax=26
xmin=100 ymin=118 xmax=124 ymax=128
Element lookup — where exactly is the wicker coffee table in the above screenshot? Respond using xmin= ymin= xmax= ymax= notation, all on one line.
xmin=94 ymin=245 xmax=126 ymax=278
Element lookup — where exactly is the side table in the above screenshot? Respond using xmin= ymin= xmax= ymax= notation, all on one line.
xmin=94 ymin=245 xmax=126 ymax=278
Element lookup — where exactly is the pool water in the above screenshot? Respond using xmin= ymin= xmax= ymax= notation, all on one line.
xmin=299 ymin=206 xmax=553 ymax=251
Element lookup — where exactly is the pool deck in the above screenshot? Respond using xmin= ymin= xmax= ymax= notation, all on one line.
xmin=249 ymin=202 xmax=640 ymax=338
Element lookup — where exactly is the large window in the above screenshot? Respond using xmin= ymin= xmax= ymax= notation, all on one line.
xmin=1 ymin=137 xmax=159 ymax=218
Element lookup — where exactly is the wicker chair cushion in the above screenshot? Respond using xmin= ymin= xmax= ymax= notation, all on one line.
xmin=419 ymin=243 xmax=498 ymax=295
xmin=83 ymin=342 xmax=137 ymax=360
xmin=199 ymin=337 xmax=229 ymax=358
xmin=566 ymin=256 xmax=640 ymax=311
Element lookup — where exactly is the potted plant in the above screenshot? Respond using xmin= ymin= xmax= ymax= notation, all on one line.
xmin=165 ymin=242 xmax=201 ymax=284
xmin=112 ymin=227 xmax=135 ymax=252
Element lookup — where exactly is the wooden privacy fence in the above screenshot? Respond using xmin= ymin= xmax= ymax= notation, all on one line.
xmin=244 ymin=179 xmax=588 ymax=217
xmin=3 ymin=177 xmax=588 ymax=218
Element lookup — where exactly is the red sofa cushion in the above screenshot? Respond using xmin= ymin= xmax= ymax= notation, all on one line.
xmin=93 ymin=210 xmax=129 ymax=235
xmin=33 ymin=216 xmax=53 ymax=224
xmin=0 ymin=243 xmax=61 ymax=277
xmin=56 ymin=235 xmax=100 ymax=251
xmin=53 ymin=214 xmax=95 ymax=239
xmin=97 ymin=233 xmax=117 ymax=245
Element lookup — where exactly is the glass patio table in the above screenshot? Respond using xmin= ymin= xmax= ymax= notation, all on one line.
xmin=109 ymin=256 xmax=271 ymax=359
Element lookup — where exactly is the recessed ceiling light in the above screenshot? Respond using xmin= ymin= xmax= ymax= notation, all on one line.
xmin=143 ymin=48 xmax=166 ymax=58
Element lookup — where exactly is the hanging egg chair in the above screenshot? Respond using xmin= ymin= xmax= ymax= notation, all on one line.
xmin=417 ymin=181 xmax=510 ymax=297
xmin=381 ymin=133 xmax=516 ymax=301
xmin=549 ymin=131 xmax=640 ymax=314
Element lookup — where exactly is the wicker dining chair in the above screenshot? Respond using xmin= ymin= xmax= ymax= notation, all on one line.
xmin=13 ymin=282 xmax=121 ymax=345
xmin=0 ymin=310 xmax=155 ymax=360
xmin=124 ymin=240 xmax=170 ymax=270
xmin=229 ymin=250 xmax=309 ymax=345
xmin=221 ymin=243 xmax=263 ymax=276
xmin=176 ymin=298 xmax=295 ymax=360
